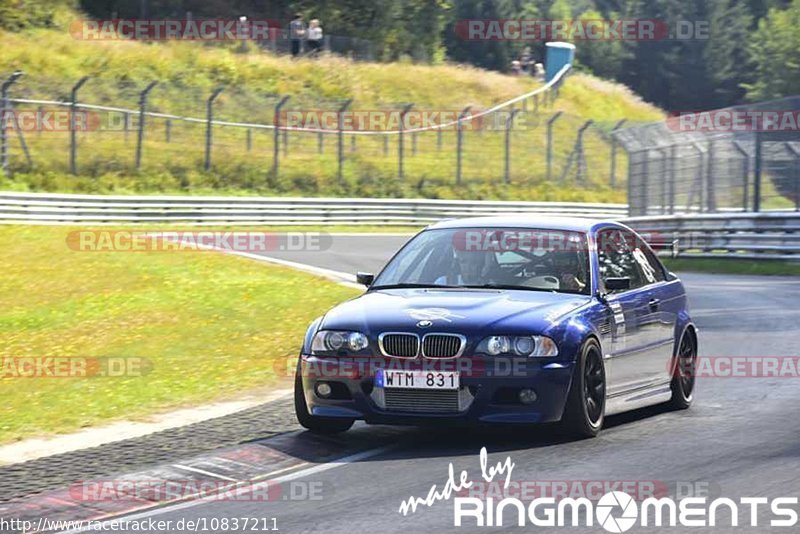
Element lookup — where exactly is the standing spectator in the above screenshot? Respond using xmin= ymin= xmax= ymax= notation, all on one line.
xmin=289 ymin=14 xmax=306 ymax=57
xmin=520 ymin=47 xmax=532 ymax=74
xmin=307 ymin=19 xmax=323 ymax=56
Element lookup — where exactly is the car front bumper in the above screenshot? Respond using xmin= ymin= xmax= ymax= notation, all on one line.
xmin=299 ymin=354 xmax=575 ymax=425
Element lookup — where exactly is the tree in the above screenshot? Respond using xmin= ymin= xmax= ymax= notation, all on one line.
xmin=746 ymin=0 xmax=800 ymax=100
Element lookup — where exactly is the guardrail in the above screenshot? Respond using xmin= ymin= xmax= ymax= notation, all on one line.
xmin=0 ymin=192 xmax=628 ymax=225
xmin=4 ymin=192 xmax=796 ymax=260
xmin=626 ymin=212 xmax=800 ymax=261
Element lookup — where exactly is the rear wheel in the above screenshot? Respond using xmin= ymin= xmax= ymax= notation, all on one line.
xmin=669 ymin=329 xmax=697 ymax=410
xmin=294 ymin=360 xmax=355 ymax=434
xmin=561 ymin=338 xmax=605 ymax=438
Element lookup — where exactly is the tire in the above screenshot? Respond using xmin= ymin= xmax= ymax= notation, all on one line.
xmin=668 ymin=329 xmax=697 ymax=410
xmin=294 ymin=360 xmax=355 ymax=434
xmin=561 ymin=338 xmax=606 ymax=439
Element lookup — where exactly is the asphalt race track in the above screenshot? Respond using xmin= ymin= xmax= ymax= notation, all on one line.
xmin=67 ymin=235 xmax=800 ymax=533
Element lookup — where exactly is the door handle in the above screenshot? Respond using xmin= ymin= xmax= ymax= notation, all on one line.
xmin=649 ymin=298 xmax=661 ymax=310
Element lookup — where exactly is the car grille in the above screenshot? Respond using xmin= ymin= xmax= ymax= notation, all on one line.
xmin=379 ymin=333 xmax=419 ymax=358
xmin=422 ymin=334 xmax=464 ymax=358
xmin=384 ymin=389 xmax=460 ymax=413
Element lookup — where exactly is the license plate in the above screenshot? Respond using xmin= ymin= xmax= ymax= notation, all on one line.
xmin=376 ymin=369 xmax=459 ymax=390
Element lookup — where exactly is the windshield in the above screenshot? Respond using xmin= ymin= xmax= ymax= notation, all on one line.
xmin=373 ymin=227 xmax=591 ymax=295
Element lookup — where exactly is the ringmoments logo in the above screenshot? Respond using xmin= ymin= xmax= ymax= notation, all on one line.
xmin=397 ymin=448 xmax=800 ymax=530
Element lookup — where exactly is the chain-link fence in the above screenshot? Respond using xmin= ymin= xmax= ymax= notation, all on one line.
xmin=615 ymin=97 xmax=800 ymax=216
xmin=0 ymin=66 xmax=637 ymax=198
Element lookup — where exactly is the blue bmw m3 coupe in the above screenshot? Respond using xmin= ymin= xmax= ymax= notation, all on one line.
xmin=295 ymin=217 xmax=697 ymax=438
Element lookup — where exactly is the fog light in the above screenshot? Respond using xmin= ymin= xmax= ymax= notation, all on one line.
xmin=315 ymin=382 xmax=332 ymax=398
xmin=519 ymin=388 xmax=537 ymax=405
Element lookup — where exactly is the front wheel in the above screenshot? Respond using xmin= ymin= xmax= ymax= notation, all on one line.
xmin=294 ymin=360 xmax=355 ymax=434
xmin=668 ymin=329 xmax=697 ymax=410
xmin=561 ymin=338 xmax=606 ymax=438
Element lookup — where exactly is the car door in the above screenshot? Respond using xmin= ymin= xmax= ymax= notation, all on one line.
xmin=596 ymin=228 xmax=654 ymax=396
xmin=632 ymin=237 xmax=681 ymax=385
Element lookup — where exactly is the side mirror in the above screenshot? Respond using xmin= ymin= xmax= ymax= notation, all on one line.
xmin=604 ymin=277 xmax=631 ymax=291
xmin=667 ymin=271 xmax=679 ymax=281
xmin=356 ymin=272 xmax=375 ymax=287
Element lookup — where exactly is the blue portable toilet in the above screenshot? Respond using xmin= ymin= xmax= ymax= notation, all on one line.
xmin=545 ymin=42 xmax=576 ymax=82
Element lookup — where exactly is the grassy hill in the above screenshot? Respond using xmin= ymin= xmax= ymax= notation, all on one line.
xmin=0 ymin=21 xmax=663 ymax=202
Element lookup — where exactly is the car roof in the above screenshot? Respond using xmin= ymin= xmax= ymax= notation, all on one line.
xmin=426 ymin=215 xmax=626 ymax=233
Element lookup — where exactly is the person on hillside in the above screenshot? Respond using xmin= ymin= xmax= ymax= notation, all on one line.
xmin=520 ymin=47 xmax=532 ymax=74
xmin=289 ymin=14 xmax=306 ymax=57
xmin=307 ymin=19 xmax=323 ymax=56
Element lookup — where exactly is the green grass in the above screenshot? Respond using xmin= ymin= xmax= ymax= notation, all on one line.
xmin=664 ymin=257 xmax=800 ymax=276
xmin=0 ymin=24 xmax=663 ymax=201
xmin=0 ymin=225 xmax=360 ymax=444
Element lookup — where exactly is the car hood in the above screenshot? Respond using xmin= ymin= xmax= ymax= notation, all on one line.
xmin=319 ymin=288 xmax=591 ymax=337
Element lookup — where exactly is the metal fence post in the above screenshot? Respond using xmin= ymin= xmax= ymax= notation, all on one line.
xmin=318 ymin=131 xmax=324 ymax=154
xmin=786 ymin=143 xmax=800 ymax=212
xmin=609 ymin=119 xmax=627 ymax=187
xmin=546 ymin=111 xmax=563 ymax=182
xmin=135 ymin=81 xmax=157 ymax=169
xmin=337 ymin=99 xmax=352 ymax=185
xmin=626 ymin=149 xmax=636 ymax=217
xmin=272 ymin=95 xmax=290 ymax=178
xmin=165 ymin=119 xmax=171 ymax=143
xmin=398 ymin=104 xmax=413 ymax=180
xmin=1 ymin=71 xmax=23 ymax=177
xmin=668 ymin=145 xmax=677 ymax=214
xmin=456 ymin=106 xmax=472 ymax=185
xmin=559 ymin=119 xmax=593 ymax=184
xmin=204 ymin=87 xmax=223 ymax=171
xmin=753 ymin=131 xmax=762 ymax=212
xmin=732 ymin=141 xmax=750 ymax=211
xmin=706 ymin=140 xmax=717 ymax=212
xmin=437 ymin=128 xmax=442 ymax=151
xmin=70 ymin=76 xmax=89 ymax=175
xmin=687 ymin=142 xmax=705 ymax=212
xmin=504 ymin=109 xmax=520 ymax=184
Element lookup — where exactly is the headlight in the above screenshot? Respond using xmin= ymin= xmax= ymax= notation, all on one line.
xmin=477 ymin=335 xmax=558 ymax=357
xmin=311 ymin=330 xmax=369 ymax=355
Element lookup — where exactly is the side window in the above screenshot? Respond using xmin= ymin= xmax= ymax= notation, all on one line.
xmin=596 ymin=229 xmax=645 ymax=292
xmin=633 ymin=237 xmax=666 ymax=284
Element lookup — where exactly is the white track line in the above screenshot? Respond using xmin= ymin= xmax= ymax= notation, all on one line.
xmin=171 ymin=464 xmax=238 ymax=482
xmin=146 ymin=232 xmax=360 ymax=287
xmin=58 ymin=443 xmax=397 ymax=533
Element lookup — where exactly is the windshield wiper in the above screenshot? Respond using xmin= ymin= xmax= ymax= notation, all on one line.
xmin=369 ymin=283 xmax=459 ymax=290
xmin=459 ymin=284 xmax=553 ymax=292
